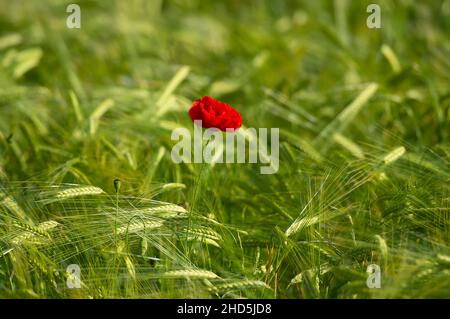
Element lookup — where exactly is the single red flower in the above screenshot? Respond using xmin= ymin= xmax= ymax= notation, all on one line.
xmin=188 ymin=96 xmax=242 ymax=131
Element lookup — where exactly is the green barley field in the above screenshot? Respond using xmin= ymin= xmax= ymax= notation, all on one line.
xmin=0 ymin=0 xmax=449 ymax=299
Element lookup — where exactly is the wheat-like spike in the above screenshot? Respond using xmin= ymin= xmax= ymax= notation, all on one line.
xmin=38 ymin=220 xmax=59 ymax=230
xmin=184 ymin=226 xmax=222 ymax=247
xmin=55 ymin=186 xmax=104 ymax=199
xmin=375 ymin=234 xmax=388 ymax=261
xmin=13 ymin=220 xmax=58 ymax=237
xmin=106 ymin=205 xmax=187 ymax=219
xmin=289 ymin=266 xmax=330 ymax=286
xmin=0 ymin=248 xmax=13 ymax=257
xmin=162 ymin=269 xmax=219 ymax=279
xmin=11 ymin=220 xmax=59 ymax=245
xmin=124 ymin=256 xmax=136 ymax=280
xmin=155 ymin=211 xmax=189 ymax=219
xmin=139 ymin=204 xmax=187 ymax=214
xmin=290 ymin=273 xmax=304 ymax=285
xmin=209 ymin=280 xmax=270 ymax=292
xmin=161 ymin=183 xmax=186 ymax=190
xmin=0 ymin=196 xmax=26 ymax=218
xmin=333 ymin=133 xmax=364 ymax=159
xmin=187 ymin=236 xmax=221 ymax=247
xmin=28 ymin=256 xmax=51 ymax=275
xmin=383 ymin=146 xmax=406 ymax=165
xmin=437 ymin=254 xmax=450 ymax=266
xmin=185 ymin=227 xmax=222 ymax=241
xmin=286 ymin=216 xmax=320 ymax=237
xmin=286 ymin=209 xmax=346 ymax=237
xmin=116 ymin=220 xmax=163 ymax=235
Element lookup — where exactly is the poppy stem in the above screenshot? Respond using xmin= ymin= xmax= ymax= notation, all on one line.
xmin=113 ymin=179 xmax=121 ymax=246
xmin=187 ymin=139 xmax=209 ymax=254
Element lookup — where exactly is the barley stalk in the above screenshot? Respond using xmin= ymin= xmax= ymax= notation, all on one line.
xmin=162 ymin=269 xmax=219 ymax=279
xmin=209 ymin=280 xmax=269 ymax=292
xmin=11 ymin=220 xmax=59 ymax=245
xmin=55 ymin=186 xmax=104 ymax=199
xmin=1 ymin=195 xmax=26 ymax=219
xmin=116 ymin=220 xmax=163 ymax=235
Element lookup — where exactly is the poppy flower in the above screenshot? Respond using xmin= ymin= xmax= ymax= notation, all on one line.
xmin=188 ymin=96 xmax=242 ymax=131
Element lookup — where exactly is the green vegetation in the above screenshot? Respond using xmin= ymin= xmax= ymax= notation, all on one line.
xmin=0 ymin=0 xmax=449 ymax=298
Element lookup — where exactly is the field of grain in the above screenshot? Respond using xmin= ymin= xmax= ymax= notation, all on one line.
xmin=0 ymin=0 xmax=449 ymax=298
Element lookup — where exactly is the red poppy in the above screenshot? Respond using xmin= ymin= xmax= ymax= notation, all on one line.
xmin=188 ymin=96 xmax=242 ymax=131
